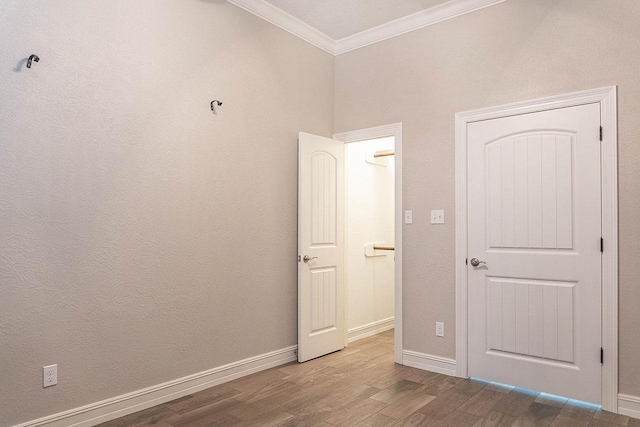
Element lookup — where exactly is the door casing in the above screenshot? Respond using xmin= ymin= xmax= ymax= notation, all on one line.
xmin=455 ymin=87 xmax=618 ymax=412
xmin=334 ymin=123 xmax=403 ymax=364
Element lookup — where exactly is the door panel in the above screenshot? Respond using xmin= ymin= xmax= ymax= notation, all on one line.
xmin=309 ymin=267 xmax=337 ymax=334
xmin=310 ymin=152 xmax=337 ymax=246
xmin=486 ymin=277 xmax=575 ymax=362
xmin=298 ymin=132 xmax=345 ymax=362
xmin=487 ymin=132 xmax=575 ymax=250
xmin=467 ymin=103 xmax=601 ymax=403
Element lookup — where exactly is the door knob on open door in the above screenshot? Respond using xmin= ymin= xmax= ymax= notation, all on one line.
xmin=470 ymin=258 xmax=486 ymax=267
xmin=303 ymin=255 xmax=318 ymax=263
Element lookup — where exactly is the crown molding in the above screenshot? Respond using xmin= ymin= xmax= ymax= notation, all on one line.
xmin=226 ymin=0 xmax=335 ymax=54
xmin=334 ymin=0 xmax=507 ymax=54
xmin=226 ymin=0 xmax=507 ymax=56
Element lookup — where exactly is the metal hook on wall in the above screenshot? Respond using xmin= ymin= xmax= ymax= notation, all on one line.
xmin=211 ymin=100 xmax=222 ymax=114
xmin=26 ymin=54 xmax=40 ymax=69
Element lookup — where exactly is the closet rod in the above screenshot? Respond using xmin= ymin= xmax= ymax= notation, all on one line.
xmin=373 ymin=245 xmax=395 ymax=251
xmin=373 ymin=150 xmax=395 ymax=158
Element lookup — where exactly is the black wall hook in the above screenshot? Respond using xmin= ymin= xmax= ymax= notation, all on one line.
xmin=26 ymin=54 xmax=40 ymax=68
xmin=211 ymin=100 xmax=222 ymax=113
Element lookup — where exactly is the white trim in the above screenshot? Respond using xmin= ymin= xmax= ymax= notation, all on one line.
xmin=455 ymin=86 xmax=618 ymax=412
xmin=334 ymin=123 xmax=403 ymax=364
xmin=402 ymin=350 xmax=457 ymax=376
xmin=455 ymin=102 xmax=469 ymax=381
xmin=348 ymin=317 xmax=395 ymax=343
xmin=334 ymin=0 xmax=506 ymax=55
xmin=225 ymin=0 xmax=506 ymax=56
xmin=13 ymin=346 xmax=297 ymax=427
xmin=600 ymin=87 xmax=619 ymax=413
xmin=225 ymin=0 xmax=334 ymax=54
xmin=618 ymin=394 xmax=640 ymax=420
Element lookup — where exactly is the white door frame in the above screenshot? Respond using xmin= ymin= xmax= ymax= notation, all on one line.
xmin=455 ymin=87 xmax=618 ymax=412
xmin=334 ymin=123 xmax=403 ymax=364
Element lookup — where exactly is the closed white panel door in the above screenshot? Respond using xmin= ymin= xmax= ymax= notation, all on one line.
xmin=298 ymin=132 xmax=345 ymax=362
xmin=467 ymin=103 xmax=602 ymax=403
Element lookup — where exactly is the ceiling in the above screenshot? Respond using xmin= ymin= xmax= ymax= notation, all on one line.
xmin=264 ymin=0 xmax=452 ymax=40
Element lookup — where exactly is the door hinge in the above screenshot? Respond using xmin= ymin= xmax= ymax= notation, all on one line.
xmin=600 ymin=126 xmax=603 ymax=141
xmin=600 ymin=238 xmax=604 ymax=253
xmin=601 ymin=347 xmax=604 ymax=364
xmin=466 ymin=258 xmax=468 ymax=265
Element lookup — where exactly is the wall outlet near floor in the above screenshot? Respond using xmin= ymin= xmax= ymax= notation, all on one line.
xmin=436 ymin=322 xmax=445 ymax=337
xmin=43 ymin=364 xmax=57 ymax=388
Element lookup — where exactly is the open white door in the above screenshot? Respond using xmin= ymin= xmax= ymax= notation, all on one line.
xmin=298 ymin=132 xmax=345 ymax=362
xmin=467 ymin=103 xmax=602 ymax=403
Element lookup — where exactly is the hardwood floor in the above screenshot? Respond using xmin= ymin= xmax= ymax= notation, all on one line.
xmin=98 ymin=330 xmax=636 ymax=427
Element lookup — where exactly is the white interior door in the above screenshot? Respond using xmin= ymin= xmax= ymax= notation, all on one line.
xmin=467 ymin=103 xmax=602 ymax=403
xmin=298 ymin=132 xmax=345 ymax=362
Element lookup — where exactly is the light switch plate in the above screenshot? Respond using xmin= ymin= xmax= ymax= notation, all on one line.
xmin=404 ymin=210 xmax=413 ymax=224
xmin=431 ymin=210 xmax=444 ymax=224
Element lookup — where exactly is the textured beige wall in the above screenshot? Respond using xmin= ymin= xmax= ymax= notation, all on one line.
xmin=334 ymin=0 xmax=640 ymax=396
xmin=0 ymin=1 xmax=333 ymax=425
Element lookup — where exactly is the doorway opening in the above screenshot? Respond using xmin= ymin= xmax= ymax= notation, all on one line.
xmin=344 ymin=137 xmax=396 ymax=346
xmin=335 ymin=123 xmax=403 ymax=364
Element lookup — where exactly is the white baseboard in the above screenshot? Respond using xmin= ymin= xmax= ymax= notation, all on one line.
xmin=348 ymin=317 xmax=395 ymax=343
xmin=13 ymin=346 xmax=297 ymax=427
xmin=402 ymin=350 xmax=457 ymax=376
xmin=618 ymin=394 xmax=640 ymax=420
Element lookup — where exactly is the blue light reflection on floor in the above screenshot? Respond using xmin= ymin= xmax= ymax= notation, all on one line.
xmin=469 ymin=377 xmax=602 ymax=409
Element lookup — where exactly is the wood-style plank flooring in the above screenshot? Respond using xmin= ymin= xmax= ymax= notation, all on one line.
xmin=98 ymin=330 xmax=636 ymax=427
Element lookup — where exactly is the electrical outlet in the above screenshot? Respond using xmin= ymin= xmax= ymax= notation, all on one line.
xmin=43 ymin=364 xmax=57 ymax=388
xmin=436 ymin=322 xmax=445 ymax=337
xmin=431 ymin=210 xmax=444 ymax=224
